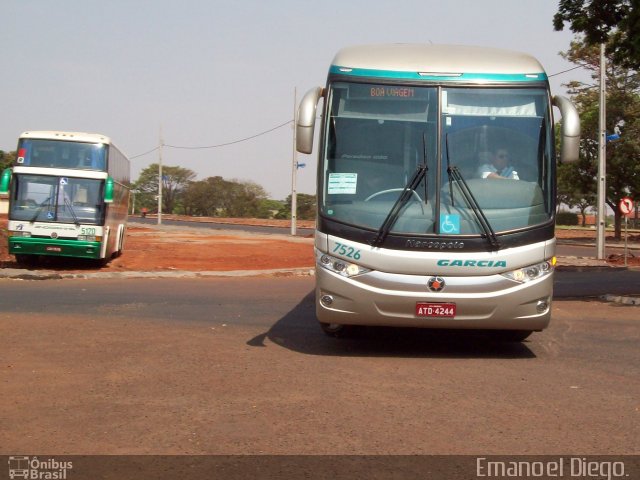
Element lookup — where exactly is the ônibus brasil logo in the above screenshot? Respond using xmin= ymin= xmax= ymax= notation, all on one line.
xmin=8 ymin=456 xmax=73 ymax=479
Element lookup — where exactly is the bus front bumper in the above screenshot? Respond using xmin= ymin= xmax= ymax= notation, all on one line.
xmin=315 ymin=267 xmax=553 ymax=331
xmin=9 ymin=237 xmax=103 ymax=259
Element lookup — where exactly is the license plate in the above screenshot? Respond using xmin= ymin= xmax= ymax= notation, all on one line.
xmin=45 ymin=246 xmax=62 ymax=252
xmin=416 ymin=302 xmax=456 ymax=318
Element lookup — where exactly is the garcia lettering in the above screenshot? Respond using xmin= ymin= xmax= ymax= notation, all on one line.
xmin=437 ymin=259 xmax=507 ymax=268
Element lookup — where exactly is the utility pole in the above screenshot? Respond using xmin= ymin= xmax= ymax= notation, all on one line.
xmin=158 ymin=126 xmax=163 ymax=225
xmin=596 ymin=44 xmax=606 ymax=259
xmin=290 ymin=87 xmax=298 ymax=236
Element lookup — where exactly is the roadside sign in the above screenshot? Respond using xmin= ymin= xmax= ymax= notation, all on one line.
xmin=619 ymin=197 xmax=634 ymax=267
xmin=619 ymin=197 xmax=634 ymax=215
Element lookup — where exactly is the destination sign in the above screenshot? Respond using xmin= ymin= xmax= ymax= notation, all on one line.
xmin=369 ymin=86 xmax=416 ymax=98
xmin=347 ymin=84 xmax=429 ymax=101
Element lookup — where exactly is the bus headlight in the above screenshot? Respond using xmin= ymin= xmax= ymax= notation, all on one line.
xmin=316 ymin=251 xmax=371 ymax=278
xmin=502 ymin=258 xmax=555 ymax=283
xmin=9 ymin=230 xmax=31 ymax=238
xmin=77 ymin=235 xmax=101 ymax=242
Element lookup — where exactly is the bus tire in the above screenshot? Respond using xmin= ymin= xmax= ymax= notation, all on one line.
xmin=319 ymin=322 xmax=352 ymax=338
xmin=493 ymin=330 xmax=533 ymax=342
xmin=115 ymin=225 xmax=126 ymax=257
xmin=93 ymin=257 xmax=109 ymax=268
xmin=15 ymin=254 xmax=38 ymax=266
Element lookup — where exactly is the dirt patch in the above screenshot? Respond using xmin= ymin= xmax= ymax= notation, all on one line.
xmin=0 ymin=216 xmax=315 ymax=272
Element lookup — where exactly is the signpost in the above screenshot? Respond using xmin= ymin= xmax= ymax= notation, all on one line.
xmin=619 ymin=197 xmax=634 ymax=267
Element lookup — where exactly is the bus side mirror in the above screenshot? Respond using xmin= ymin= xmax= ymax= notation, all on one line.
xmin=104 ymin=177 xmax=114 ymax=203
xmin=296 ymin=87 xmax=324 ymax=154
xmin=0 ymin=168 xmax=11 ymax=197
xmin=553 ymin=95 xmax=581 ymax=163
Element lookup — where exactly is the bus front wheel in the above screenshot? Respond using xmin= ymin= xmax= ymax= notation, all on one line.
xmin=319 ymin=322 xmax=353 ymax=338
xmin=15 ymin=254 xmax=38 ymax=266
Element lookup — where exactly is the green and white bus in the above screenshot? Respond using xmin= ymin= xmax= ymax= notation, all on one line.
xmin=296 ymin=44 xmax=580 ymax=340
xmin=0 ymin=131 xmax=130 ymax=265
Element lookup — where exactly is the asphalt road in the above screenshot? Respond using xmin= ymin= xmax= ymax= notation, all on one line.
xmin=133 ymin=217 xmax=315 ymax=236
xmin=0 ymin=276 xmax=638 ymax=460
xmin=554 ymin=268 xmax=640 ymax=297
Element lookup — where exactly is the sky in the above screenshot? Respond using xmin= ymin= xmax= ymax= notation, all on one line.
xmin=0 ymin=1 xmax=591 ymax=200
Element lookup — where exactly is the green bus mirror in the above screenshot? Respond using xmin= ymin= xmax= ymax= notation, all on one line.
xmin=104 ymin=177 xmax=114 ymax=203
xmin=0 ymin=168 xmax=11 ymax=196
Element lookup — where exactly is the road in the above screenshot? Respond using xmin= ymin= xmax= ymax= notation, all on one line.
xmin=0 ymin=276 xmax=638 ymax=459
xmin=556 ymin=242 xmax=638 ymax=258
xmin=555 ymin=267 xmax=640 ymax=297
xmin=133 ymin=217 xmax=315 ymax=236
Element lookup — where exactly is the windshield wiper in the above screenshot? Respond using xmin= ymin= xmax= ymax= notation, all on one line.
xmin=63 ymin=196 xmax=81 ymax=227
xmin=422 ymin=132 xmax=429 ymax=201
xmin=371 ymin=164 xmax=427 ymax=247
xmin=445 ymin=135 xmax=499 ymax=250
xmin=30 ymin=196 xmax=53 ymax=223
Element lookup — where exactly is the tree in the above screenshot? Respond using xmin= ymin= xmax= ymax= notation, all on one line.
xmin=225 ymin=179 xmax=269 ymax=218
xmin=276 ymin=193 xmax=316 ymax=221
xmin=553 ymin=0 xmax=640 ymax=69
xmin=181 ymin=177 xmax=222 ymax=216
xmin=557 ymin=160 xmax=596 ymax=226
xmin=558 ymin=38 xmax=640 ymax=238
xmin=181 ymin=176 xmax=269 ymax=217
xmin=256 ymin=199 xmax=284 ymax=219
xmin=132 ymin=164 xmax=196 ymax=214
xmin=0 ymin=150 xmax=16 ymax=171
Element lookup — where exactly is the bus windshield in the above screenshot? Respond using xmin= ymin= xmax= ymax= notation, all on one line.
xmin=16 ymin=139 xmax=107 ymax=171
xmin=321 ymin=82 xmax=553 ymax=237
xmin=10 ymin=174 xmax=104 ymax=225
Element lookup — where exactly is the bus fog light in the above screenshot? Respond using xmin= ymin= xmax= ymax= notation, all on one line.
xmin=345 ymin=264 xmax=360 ymax=276
xmin=536 ymin=299 xmax=549 ymax=313
xmin=320 ymin=295 xmax=334 ymax=306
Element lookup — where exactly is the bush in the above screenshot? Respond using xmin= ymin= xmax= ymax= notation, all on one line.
xmin=556 ymin=211 xmax=579 ymax=226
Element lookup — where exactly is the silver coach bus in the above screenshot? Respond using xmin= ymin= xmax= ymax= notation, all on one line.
xmin=296 ymin=44 xmax=580 ymax=341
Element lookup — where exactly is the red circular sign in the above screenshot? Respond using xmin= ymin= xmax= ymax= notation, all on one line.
xmin=619 ymin=197 xmax=634 ymax=215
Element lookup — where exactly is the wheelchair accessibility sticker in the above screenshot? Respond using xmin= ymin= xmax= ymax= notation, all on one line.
xmin=440 ymin=214 xmax=460 ymax=234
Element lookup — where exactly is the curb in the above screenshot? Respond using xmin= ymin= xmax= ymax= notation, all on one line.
xmin=601 ymin=294 xmax=640 ymax=306
xmin=0 ymin=267 xmax=316 ymax=280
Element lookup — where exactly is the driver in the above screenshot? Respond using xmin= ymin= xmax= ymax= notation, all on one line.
xmin=478 ymin=148 xmax=519 ymax=180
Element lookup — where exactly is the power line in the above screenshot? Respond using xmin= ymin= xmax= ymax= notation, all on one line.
xmin=165 ymin=119 xmax=293 ymax=150
xmin=129 ymin=119 xmax=293 ymax=160
xmin=548 ymin=64 xmax=588 ymax=78
xmin=130 ymin=145 xmax=160 ymax=160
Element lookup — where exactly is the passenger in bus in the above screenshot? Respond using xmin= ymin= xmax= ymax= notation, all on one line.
xmin=478 ymin=148 xmax=519 ymax=180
